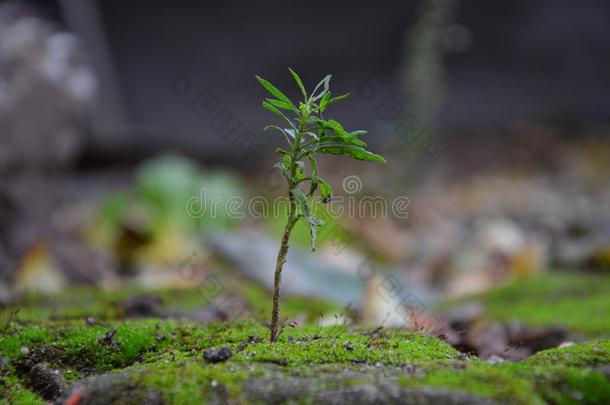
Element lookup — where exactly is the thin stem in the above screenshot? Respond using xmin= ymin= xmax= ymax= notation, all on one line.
xmin=269 ymin=115 xmax=307 ymax=342
xmin=269 ymin=212 xmax=296 ymax=342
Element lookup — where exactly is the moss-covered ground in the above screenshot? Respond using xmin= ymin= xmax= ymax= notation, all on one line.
xmin=1 ymin=274 xmax=609 ymax=404
xmin=478 ymin=273 xmax=610 ymax=337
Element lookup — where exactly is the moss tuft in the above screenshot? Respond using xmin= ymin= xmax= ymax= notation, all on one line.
xmin=526 ymin=341 xmax=610 ymax=368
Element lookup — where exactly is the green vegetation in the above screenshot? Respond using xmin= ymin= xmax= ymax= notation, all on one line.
xmin=255 ymin=68 xmax=385 ymax=341
xmin=3 ymin=276 xmax=609 ymax=404
xmin=526 ymin=341 xmax=610 ymax=368
xmin=471 ymin=273 xmax=610 ymax=337
xmin=399 ymin=361 xmax=610 ymax=405
xmin=0 ymin=321 xmax=458 ymax=371
xmin=4 ymin=316 xmax=607 ymax=404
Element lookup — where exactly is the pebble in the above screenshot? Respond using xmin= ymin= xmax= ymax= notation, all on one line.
xmin=203 ymin=347 xmax=233 ymax=363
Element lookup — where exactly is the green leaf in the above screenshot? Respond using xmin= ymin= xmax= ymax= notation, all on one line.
xmin=308 ymin=156 xmax=319 ymax=196
xmin=319 ymin=91 xmax=331 ymax=113
xmin=262 ymin=101 xmax=296 ymax=129
xmin=311 ymin=74 xmax=331 ymax=101
xmin=317 ymin=144 xmax=386 ymax=163
xmin=285 ymin=128 xmax=297 ymax=139
xmin=275 ymin=154 xmax=292 ymax=178
xmin=275 ymin=147 xmax=289 ymax=155
xmin=295 ymin=160 xmax=305 ymax=182
xmin=291 ymin=187 xmax=310 ymax=217
xmin=327 ymin=119 xmax=350 ymax=138
xmin=262 ymin=101 xmax=286 ymax=119
xmin=349 ymin=130 xmax=367 ymax=137
xmin=319 ymin=179 xmax=332 ymax=203
xmin=299 ymin=102 xmax=311 ymax=117
xmin=316 ymin=119 xmax=350 ymax=139
xmin=318 ymin=135 xmax=367 ymax=147
xmin=300 ymin=215 xmax=322 ymax=252
xmin=256 ymin=75 xmax=294 ymax=107
xmin=266 ymin=98 xmax=294 ymax=111
xmin=329 ymin=93 xmax=350 ymax=104
xmin=288 ymin=68 xmax=307 ymax=100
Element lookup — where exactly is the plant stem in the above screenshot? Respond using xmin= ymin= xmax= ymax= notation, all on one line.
xmin=269 ymin=211 xmax=296 ymax=342
xmin=269 ymin=119 xmax=305 ymax=342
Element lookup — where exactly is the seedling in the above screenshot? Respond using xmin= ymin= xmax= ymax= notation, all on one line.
xmin=256 ymin=68 xmax=386 ymax=342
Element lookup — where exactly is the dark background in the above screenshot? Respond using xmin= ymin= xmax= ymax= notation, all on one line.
xmin=22 ymin=0 xmax=610 ymax=160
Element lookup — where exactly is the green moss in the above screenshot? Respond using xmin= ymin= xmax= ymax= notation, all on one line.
xmin=0 ymin=373 xmax=45 ymax=405
xmin=532 ymin=366 xmax=610 ymax=405
xmin=399 ymin=361 xmax=610 ymax=405
xmin=526 ymin=341 xmax=610 ymax=368
xmin=5 ymin=278 xmax=610 ymax=403
xmin=1 ymin=320 xmax=457 ymax=373
xmin=1 ymin=320 xmax=175 ymax=371
xmin=471 ymin=273 xmax=610 ymax=336
xmin=130 ymin=358 xmax=254 ymax=403
xmin=399 ymin=361 xmax=542 ymax=404
xmin=234 ymin=328 xmax=458 ymax=366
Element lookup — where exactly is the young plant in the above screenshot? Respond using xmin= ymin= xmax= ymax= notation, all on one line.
xmin=256 ymin=68 xmax=386 ymax=342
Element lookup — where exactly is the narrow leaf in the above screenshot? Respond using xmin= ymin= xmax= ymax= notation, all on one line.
xmin=317 ymin=144 xmax=386 ymax=163
xmin=295 ymin=160 xmax=305 ymax=182
xmin=275 ymin=154 xmax=292 ymax=178
xmin=256 ymin=75 xmax=294 ymax=107
xmin=308 ymin=156 xmax=319 ymax=196
xmin=319 ymin=179 xmax=332 ymax=203
xmin=301 ymin=215 xmax=321 ymax=252
xmin=318 ymin=135 xmax=367 ymax=147
xmin=266 ymin=98 xmax=294 ymax=111
xmin=329 ymin=93 xmax=350 ymax=104
xmin=319 ymin=91 xmax=332 ymax=113
xmin=326 ymin=119 xmax=350 ymax=138
xmin=288 ymin=67 xmax=307 ymax=100
xmin=311 ymin=74 xmax=332 ymax=101
xmin=291 ymin=187 xmax=310 ymax=217
xmin=262 ymin=101 xmax=296 ymax=130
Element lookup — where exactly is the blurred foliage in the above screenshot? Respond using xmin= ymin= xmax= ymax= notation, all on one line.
xmin=88 ymin=155 xmax=245 ymax=266
xmin=481 ymin=274 xmax=610 ymax=337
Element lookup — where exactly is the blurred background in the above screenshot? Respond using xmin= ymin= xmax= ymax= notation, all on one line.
xmin=1 ymin=0 xmax=610 ymax=356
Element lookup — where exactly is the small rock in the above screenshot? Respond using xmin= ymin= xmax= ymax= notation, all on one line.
xmin=99 ymin=329 xmax=117 ymax=345
xmin=28 ymin=362 xmax=66 ymax=400
xmin=485 ymin=354 xmax=505 ymax=364
xmin=85 ymin=317 xmax=97 ymax=326
xmin=155 ymin=332 xmax=165 ymax=342
xmin=203 ymin=347 xmax=233 ymax=363
xmin=20 ymin=346 xmax=30 ymax=356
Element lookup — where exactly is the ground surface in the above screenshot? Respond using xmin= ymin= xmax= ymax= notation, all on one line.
xmin=1 ymin=274 xmax=609 ymax=404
